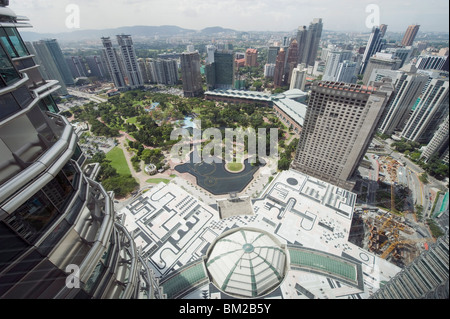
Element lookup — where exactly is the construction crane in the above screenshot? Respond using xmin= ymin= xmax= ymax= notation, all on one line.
xmin=380 ymin=237 xmax=432 ymax=259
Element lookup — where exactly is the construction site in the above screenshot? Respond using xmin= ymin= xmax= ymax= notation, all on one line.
xmin=352 ymin=154 xmax=438 ymax=268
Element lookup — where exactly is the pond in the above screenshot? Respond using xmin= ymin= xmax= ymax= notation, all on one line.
xmin=174 ymin=151 xmax=264 ymax=195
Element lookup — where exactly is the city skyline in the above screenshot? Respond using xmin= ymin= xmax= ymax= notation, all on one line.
xmin=9 ymin=0 xmax=450 ymax=35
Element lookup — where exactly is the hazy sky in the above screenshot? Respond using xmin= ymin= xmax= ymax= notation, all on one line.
xmin=8 ymin=0 xmax=450 ymax=34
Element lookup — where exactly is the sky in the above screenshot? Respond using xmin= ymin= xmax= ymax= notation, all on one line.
xmin=8 ymin=0 xmax=450 ymax=34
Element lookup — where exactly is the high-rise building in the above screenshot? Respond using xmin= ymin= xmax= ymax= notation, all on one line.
xmin=401 ymin=78 xmax=449 ymax=143
xmin=377 ymin=66 xmax=428 ymax=136
xmin=101 ymin=37 xmax=127 ymax=89
xmin=297 ymin=19 xmax=323 ymax=67
xmin=379 ymin=24 xmax=388 ymax=38
xmin=180 ymin=51 xmax=203 ymax=97
xmin=359 ymin=26 xmax=385 ymax=75
xmin=322 ymin=50 xmax=353 ymax=82
xmin=273 ymin=48 xmax=286 ymax=88
xmin=0 ymin=4 xmax=163 ymax=299
xmin=289 ymin=64 xmax=307 ymax=90
xmin=421 ymin=114 xmax=449 ymax=163
xmin=205 ymin=50 xmax=234 ymax=90
xmin=267 ymin=46 xmax=280 ymax=64
xmin=335 ymin=60 xmax=358 ymax=84
xmin=362 ymin=52 xmax=402 ymax=85
xmin=402 ymin=25 xmax=420 ymax=46
xmin=370 ymin=233 xmax=449 ymax=299
xmin=43 ymin=39 xmax=74 ymax=86
xmin=85 ymin=55 xmax=109 ymax=80
xmin=384 ymin=47 xmax=414 ymax=68
xmin=26 ymin=41 xmax=68 ymax=95
xmin=245 ymin=48 xmax=258 ymax=67
xmin=206 ymin=45 xmax=216 ymax=64
xmin=116 ymin=34 xmax=144 ymax=88
xmin=292 ymin=80 xmax=394 ymax=190
xmin=264 ymin=63 xmax=275 ymax=78
xmin=65 ymin=56 xmax=87 ymax=79
xmin=150 ymin=59 xmax=178 ymax=85
xmin=415 ymin=55 xmax=449 ymax=71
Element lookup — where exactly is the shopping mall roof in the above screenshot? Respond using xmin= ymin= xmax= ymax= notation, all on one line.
xmin=205 ymin=227 xmax=288 ymax=298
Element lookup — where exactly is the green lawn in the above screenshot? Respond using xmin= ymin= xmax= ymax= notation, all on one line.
xmin=146 ymin=178 xmax=170 ymax=184
xmin=226 ymin=162 xmax=243 ymax=172
xmin=106 ymin=147 xmax=131 ymax=176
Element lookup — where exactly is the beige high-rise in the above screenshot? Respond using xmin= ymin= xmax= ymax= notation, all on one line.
xmin=293 ymin=81 xmax=394 ymax=190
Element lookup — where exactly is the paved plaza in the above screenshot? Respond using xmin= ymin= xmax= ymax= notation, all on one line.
xmin=118 ymin=169 xmax=401 ymax=299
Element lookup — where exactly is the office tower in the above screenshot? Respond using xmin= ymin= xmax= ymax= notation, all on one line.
xmin=296 ymin=25 xmax=308 ymax=64
xmin=384 ymin=47 xmax=413 ymax=68
xmin=289 ymin=64 xmax=307 ymax=90
xmin=85 ymin=55 xmax=109 ymax=80
xmin=137 ymin=58 xmax=151 ymax=83
xmin=379 ymin=24 xmax=388 ymax=38
xmin=401 ymin=78 xmax=449 ymax=143
xmin=206 ymin=45 xmax=216 ymax=64
xmin=292 ymin=80 xmax=394 ymax=190
xmin=297 ymin=19 xmax=323 ymax=67
xmin=359 ymin=26 xmax=384 ymax=75
xmin=43 ymin=39 xmax=74 ymax=86
xmin=322 ymin=50 xmax=353 ymax=81
xmin=370 ymin=233 xmax=449 ymax=299
xmin=26 ymin=41 xmax=68 ymax=95
xmin=101 ymin=37 xmax=126 ymax=89
xmin=377 ymin=66 xmax=428 ymax=135
xmin=264 ymin=63 xmax=275 ymax=78
xmin=362 ymin=52 xmax=402 ymax=85
xmin=180 ymin=51 xmax=203 ymax=97
xmin=245 ymin=48 xmax=258 ymax=67
xmin=268 ymin=46 xmax=280 ymax=64
xmin=335 ymin=60 xmax=358 ymax=84
xmin=65 ymin=56 xmax=87 ymax=78
xmin=421 ymin=114 xmax=449 ymax=163
xmin=273 ymin=48 xmax=286 ymax=88
xmin=415 ymin=55 xmax=449 ymax=71
xmin=150 ymin=59 xmax=178 ymax=85
xmin=402 ymin=25 xmax=420 ymax=46
xmin=116 ymin=35 xmax=144 ymax=88
xmin=285 ymin=39 xmax=300 ymax=84
xmin=0 ymin=4 xmax=163 ymax=299
xmin=186 ymin=44 xmax=195 ymax=53
xmin=205 ymin=50 xmax=234 ymax=90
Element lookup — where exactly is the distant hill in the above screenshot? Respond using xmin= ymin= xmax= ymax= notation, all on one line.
xmin=20 ymin=25 xmax=197 ymax=43
xmin=200 ymin=26 xmax=237 ymax=34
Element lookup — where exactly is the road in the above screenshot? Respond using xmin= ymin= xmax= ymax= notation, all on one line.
xmin=68 ymin=88 xmax=108 ymax=104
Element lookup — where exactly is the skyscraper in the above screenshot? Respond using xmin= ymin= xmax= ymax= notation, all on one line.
xmin=289 ymin=64 xmax=307 ymax=91
xmin=116 ymin=34 xmax=144 ymax=88
xmin=297 ymin=19 xmax=323 ymax=67
xmin=205 ymin=50 xmax=234 ymax=90
xmin=267 ymin=46 xmax=280 ymax=64
xmin=362 ymin=52 xmax=402 ymax=85
xmin=370 ymin=233 xmax=449 ymax=299
xmin=65 ymin=56 xmax=87 ymax=79
xmin=322 ymin=50 xmax=353 ymax=82
xmin=43 ymin=39 xmax=74 ymax=86
xmin=292 ymin=80 xmax=394 ymax=190
xmin=335 ymin=60 xmax=358 ymax=84
xmin=180 ymin=51 xmax=203 ymax=97
xmin=245 ymin=48 xmax=258 ymax=67
xmin=379 ymin=24 xmax=388 ymax=38
xmin=359 ymin=26 xmax=384 ymax=75
xmin=377 ymin=65 xmax=428 ymax=136
xmin=273 ymin=48 xmax=286 ymax=88
xmin=26 ymin=40 xmax=68 ymax=95
xmin=401 ymin=24 xmax=420 ymax=46
xmin=401 ymin=78 xmax=449 ymax=143
xmin=85 ymin=55 xmax=110 ymax=80
xmin=101 ymin=37 xmax=127 ymax=89
xmin=421 ymin=114 xmax=449 ymax=163
xmin=0 ymin=3 xmax=163 ymax=299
